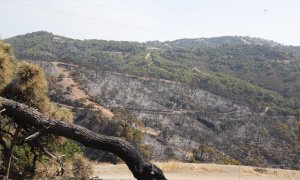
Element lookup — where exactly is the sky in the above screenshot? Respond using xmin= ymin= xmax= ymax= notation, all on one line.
xmin=1 ymin=0 xmax=300 ymax=45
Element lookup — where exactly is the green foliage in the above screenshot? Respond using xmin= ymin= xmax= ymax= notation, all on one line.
xmin=66 ymin=86 xmax=72 ymax=93
xmin=192 ymin=144 xmax=240 ymax=165
xmin=113 ymin=110 xmax=145 ymax=145
xmin=161 ymin=126 xmax=173 ymax=143
xmin=192 ymin=72 xmax=287 ymax=111
xmin=12 ymin=144 xmax=35 ymax=173
xmin=58 ymin=73 xmax=65 ymax=79
xmin=164 ymin=147 xmax=175 ymax=159
xmin=5 ymin=31 xmax=144 ymax=68
xmin=13 ymin=145 xmax=29 ymax=162
xmin=74 ymin=108 xmax=149 ymax=161
xmin=57 ymin=140 xmax=83 ymax=160
xmin=0 ymin=41 xmax=13 ymax=55
xmin=71 ymin=153 xmax=93 ymax=180
xmin=49 ymin=103 xmax=73 ymax=123
xmin=4 ymin=62 xmax=50 ymax=114
xmin=0 ymin=41 xmax=91 ymax=179
xmin=219 ymin=158 xmax=240 ymax=165
xmin=139 ymin=144 xmax=152 ymax=159
xmin=0 ymin=41 xmax=14 ymax=92
xmin=6 ymin=32 xmax=300 ymax=115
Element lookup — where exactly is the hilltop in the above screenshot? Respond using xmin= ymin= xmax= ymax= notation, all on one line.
xmin=5 ymin=31 xmax=300 ymax=112
xmin=4 ymin=31 xmax=300 ymax=170
xmin=146 ymin=36 xmax=280 ymax=49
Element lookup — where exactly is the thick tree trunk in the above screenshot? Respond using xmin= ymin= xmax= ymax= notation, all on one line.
xmin=0 ymin=97 xmax=166 ymax=180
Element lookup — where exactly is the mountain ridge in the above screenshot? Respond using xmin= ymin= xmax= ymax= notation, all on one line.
xmin=5 ymin=31 xmax=300 ymax=115
xmin=5 ymin=30 xmax=284 ymax=47
xmin=6 ymin=31 xmax=300 ymax=169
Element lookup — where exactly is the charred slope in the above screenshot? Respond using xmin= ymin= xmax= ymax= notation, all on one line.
xmin=74 ymin=67 xmax=300 ymax=169
xmin=34 ymin=61 xmax=300 ymax=169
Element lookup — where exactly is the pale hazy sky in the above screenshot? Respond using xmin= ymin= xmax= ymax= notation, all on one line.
xmin=1 ymin=0 xmax=300 ymax=45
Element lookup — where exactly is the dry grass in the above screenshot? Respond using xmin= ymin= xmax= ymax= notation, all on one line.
xmin=92 ymin=162 xmax=300 ymax=180
xmin=241 ymin=166 xmax=299 ymax=178
xmin=154 ymin=160 xmax=223 ymax=173
xmin=154 ymin=161 xmax=300 ymax=179
xmin=34 ymin=154 xmax=93 ymax=180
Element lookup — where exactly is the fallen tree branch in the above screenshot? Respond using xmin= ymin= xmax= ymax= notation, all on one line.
xmin=0 ymin=96 xmax=166 ymax=180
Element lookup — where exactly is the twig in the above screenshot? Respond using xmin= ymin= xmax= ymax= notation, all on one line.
xmin=1 ymin=130 xmax=14 ymax=137
xmin=1 ymin=120 xmax=12 ymax=131
xmin=24 ymin=131 xmax=40 ymax=142
xmin=12 ymin=155 xmax=19 ymax=161
xmin=0 ymin=108 xmax=5 ymax=114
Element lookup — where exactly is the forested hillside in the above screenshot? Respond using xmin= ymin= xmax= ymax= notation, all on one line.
xmin=5 ymin=31 xmax=300 ymax=115
xmin=3 ymin=31 xmax=300 ymax=170
xmin=147 ymin=36 xmax=280 ymax=48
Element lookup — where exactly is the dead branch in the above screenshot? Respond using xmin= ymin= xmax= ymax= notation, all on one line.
xmin=40 ymin=143 xmax=65 ymax=175
xmin=0 ymin=96 xmax=166 ymax=180
xmin=5 ymin=126 xmax=21 ymax=179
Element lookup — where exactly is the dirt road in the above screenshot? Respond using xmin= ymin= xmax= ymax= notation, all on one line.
xmin=51 ymin=62 xmax=114 ymax=118
xmin=92 ymin=162 xmax=300 ymax=180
